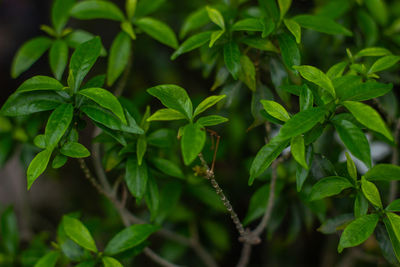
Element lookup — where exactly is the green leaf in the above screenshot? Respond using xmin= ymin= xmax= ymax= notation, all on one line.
xmin=52 ymin=153 xmax=68 ymax=169
xmin=291 ymin=135 xmax=307 ymax=169
xmin=179 ymin=7 xmax=209 ymax=39
xmin=206 ymin=6 xmax=225 ymax=30
xmin=82 ymin=74 xmax=106 ymax=89
xmin=193 ymin=95 xmax=226 ymax=117
xmin=27 ymin=148 xmax=52 ymax=189
xmin=355 ymin=47 xmax=391 ymax=58
xmin=1 ymin=91 xmax=66 ymax=117
xmin=365 ymin=164 xmax=400 ymax=181
xmin=136 ymin=135 xmax=146 ymax=165
xmin=277 ymin=107 xmax=326 ymax=140
xmin=51 ymin=0 xmax=75 ymax=34
xmin=104 ymin=224 xmax=159 ymax=255
xmin=34 ymin=251 xmax=60 ymax=267
xmin=365 ymin=0 xmax=388 ymax=26
xmin=240 ymin=36 xmax=278 ymax=52
xmin=147 ymin=84 xmax=193 ymax=120
xmin=197 ymin=115 xmax=228 ymax=126
xmin=126 ymin=0 xmax=137 ymax=19
xmin=249 ymin=136 xmax=289 ymax=185
xmin=181 ymin=123 xmax=206 ymax=165
xmin=65 ymin=30 xmax=107 ymax=56
xmin=79 ymin=88 xmax=127 ymax=124
xmin=147 ymin=108 xmax=186 ymax=121
xmin=125 ymin=157 xmax=148 ymax=199
xmin=63 ymin=216 xmax=97 ymax=252
xmin=299 ymin=84 xmax=313 ymax=111
xmin=0 ymin=207 xmax=19 ymax=255
xmin=135 ymin=17 xmax=178 ymax=49
xmin=284 ymin=19 xmax=301 ymax=43
xmin=69 ymin=37 xmax=102 ymax=91
xmin=278 ymin=33 xmax=300 ymax=71
xmin=361 ymin=176 xmax=382 ymax=208
xmin=209 ymin=30 xmax=225 ymax=48
xmin=223 ymin=41 xmax=241 ymax=80
xmin=296 ymin=145 xmax=313 ymax=191
xmin=309 ymin=176 xmax=353 ymax=201
xmin=345 ymin=152 xmax=357 ymax=181
xmin=60 ymin=142 xmax=90 ymax=158
xmin=338 ymin=214 xmax=379 ymax=252
xmin=331 ymin=117 xmax=371 ymax=168
xmin=354 ymin=191 xmax=368 ymax=218
xmin=34 ymin=135 xmax=46 ymax=149
xmin=102 ymin=256 xmax=122 ymax=267
xmin=238 ymin=55 xmax=256 ymax=91
xmin=45 ymin=103 xmax=74 ymax=148
xmin=293 ymin=65 xmax=336 ymax=98
xmin=335 ymin=78 xmax=392 ymax=101
xmin=151 ymin=158 xmax=184 ymax=179
xmin=278 ymin=0 xmax=292 ymax=18
xmin=171 ymin=31 xmax=212 ymax=60
xmin=292 ymin=15 xmax=352 ymax=36
xmin=368 ymin=55 xmax=400 ymax=74
xmin=120 ymin=21 xmax=136 ymax=40
xmin=342 ymin=101 xmax=393 ymax=141
xmin=135 ymin=0 xmax=165 ymax=17
xmin=383 ymin=215 xmax=400 ymax=263
xmin=386 ymin=199 xmax=400 ymax=212
xmin=260 ymin=100 xmax=290 ymax=122
xmin=11 ymin=37 xmax=53 ymax=78
xmin=327 ymin=61 xmax=348 ymax=79
xmin=70 ymin=0 xmax=125 ymax=21
xmin=15 ymin=76 xmax=64 ymax=93
xmin=231 ymin=18 xmax=263 ymax=32
xmin=318 ymin=213 xmax=354 ymax=234
xmin=49 ymin=40 xmax=69 ymax=80
xmin=107 ymin=32 xmax=131 ymax=86
xmin=145 ymin=173 xmax=159 ymax=221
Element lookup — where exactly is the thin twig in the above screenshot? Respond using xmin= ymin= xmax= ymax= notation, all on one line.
xmin=236 ymin=243 xmax=252 ymax=267
xmin=389 ymin=118 xmax=400 ymax=202
xmin=143 ymin=248 xmax=182 ymax=267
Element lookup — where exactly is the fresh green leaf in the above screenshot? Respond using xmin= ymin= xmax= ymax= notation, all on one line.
xmin=107 ymin=32 xmax=131 ymax=86
xmin=386 ymin=199 xmax=400 ymax=212
xmin=49 ymin=40 xmax=69 ymax=80
xmin=278 ymin=0 xmax=292 ymax=18
xmin=335 ymin=78 xmax=392 ymax=101
xmin=354 ymin=191 xmax=368 ymax=218
xmin=126 ymin=0 xmax=137 ymax=19
xmin=327 ymin=61 xmax=348 ymax=79
xmin=194 ymin=95 xmax=226 ymax=117
xmin=171 ymin=31 xmax=212 ymax=60
xmin=197 ymin=115 xmax=228 ymax=126
xmin=51 ymin=0 xmax=75 ymax=34
xmin=368 ymin=55 xmax=400 ymax=74
xmin=52 ymin=153 xmax=68 ymax=169
xmin=15 ymin=76 xmax=64 ymax=93
xmin=34 ymin=251 xmax=60 ymax=267
xmin=125 ymin=157 xmax=148 ymax=199
xmin=361 ymin=176 xmax=382 ymax=208
xmin=179 ymin=7 xmax=209 ymax=39
xmin=104 ymin=224 xmax=159 ymax=255
xmin=338 ymin=213 xmax=379 ymax=252
xmin=135 ymin=17 xmax=178 ymax=49
xmin=292 ymin=15 xmax=352 ymax=36
xmin=181 ymin=123 xmax=206 ymax=165
xmin=206 ymin=6 xmax=225 ymax=30
xmin=60 ymin=142 xmax=90 ymax=158
xmin=231 ymin=18 xmax=263 ymax=32
xmin=70 ymin=0 xmax=125 ymax=21
xmin=299 ymin=84 xmax=313 ymax=111
xmin=309 ymin=176 xmax=353 ymax=201
xmin=355 ymin=47 xmax=391 ymax=58
xmin=45 ymin=103 xmax=74 ymax=148
xmin=240 ymin=36 xmax=278 ymax=52
xmin=345 ymin=152 xmax=357 ymax=181
xmin=260 ymin=100 xmax=290 ymax=122
xmin=278 ymin=33 xmax=300 ymax=71
xmin=135 ymin=0 xmax=165 ymax=17
xmin=63 ymin=216 xmax=97 ymax=252
xmin=291 ymin=135 xmax=307 ymax=169
xmin=364 ymin=164 xmax=400 ymax=181
xmin=11 ymin=37 xmax=53 ymax=78
xmin=284 ymin=19 xmax=301 ymax=43
xmin=238 ymin=55 xmax=256 ymax=91
xmin=223 ymin=41 xmax=241 ymax=80
xmin=147 ymin=108 xmax=187 ymax=121
xmin=102 ymin=256 xmax=122 ymax=267
xmin=293 ymin=65 xmax=335 ymax=98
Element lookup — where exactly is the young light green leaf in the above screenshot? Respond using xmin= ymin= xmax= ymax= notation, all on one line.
xmin=332 ymin=117 xmax=371 ymax=168
xmin=284 ymin=19 xmax=301 ymax=43
xmin=69 ymin=37 xmax=102 ymax=91
xmin=197 ymin=115 xmax=228 ymax=126
xmin=361 ymin=176 xmax=382 ymax=208
xmin=231 ymin=18 xmax=263 ymax=32
xmin=107 ymin=32 xmax=131 ymax=86
xmin=342 ymin=101 xmax=393 ymax=141
xmin=179 ymin=7 xmax=209 ymax=39
xmin=79 ymin=88 xmax=127 ymax=124
xmin=34 ymin=251 xmax=60 ymax=267
xmin=102 ymin=256 xmax=122 ymax=267
xmin=277 ymin=107 xmax=326 ymax=140
xmin=181 ymin=123 xmax=206 ymax=165
xmin=309 ymin=176 xmax=353 ymax=201
xmin=278 ymin=0 xmax=292 ymax=18
xmin=292 ymin=15 xmax=352 ymax=36
xmin=209 ymin=30 xmax=225 ymax=47
xmin=223 ymin=41 xmax=241 ymax=80
xmin=260 ymin=100 xmax=290 ymax=122
xmin=291 ymin=135 xmax=307 ymax=169
xmin=147 ymin=108 xmax=187 ymax=121
xmin=34 ymin=135 xmax=46 ymax=149
xmin=52 ymin=154 xmax=68 ymax=169
xmin=135 ymin=17 xmax=178 ymax=49
xmin=147 ymin=84 xmax=193 ymax=120
xmin=194 ymin=95 xmax=226 ymax=117
xmin=368 ymin=55 xmax=400 ymax=74
xmin=294 ymin=65 xmax=336 ymax=98
xmin=49 ymin=40 xmax=68 ymax=80
xmin=60 ymin=142 xmax=90 ymax=158
xmin=70 ymin=0 xmax=125 ymax=21
xmin=151 ymin=158 xmax=184 ymax=179
xmin=63 ymin=216 xmax=97 ymax=252
xmin=125 ymin=157 xmax=148 ymax=199
xmin=171 ymin=31 xmax=212 ymax=60
xmin=51 ymin=0 xmax=75 ymax=34
xmin=364 ymin=164 xmax=400 ymax=181
xmin=126 ymin=0 xmax=137 ymax=19
xmin=15 ymin=76 xmax=64 ymax=93
xmin=206 ymin=6 xmax=225 ymax=30
xmin=249 ymin=137 xmax=289 ymax=185
xmin=45 ymin=103 xmax=74 ymax=148
xmin=11 ymin=37 xmax=53 ymax=78
xmin=327 ymin=61 xmax=348 ymax=79
xmin=238 ymin=55 xmax=256 ymax=91
xmin=338 ymin=213 xmax=379 ymax=252
xmin=104 ymin=224 xmax=159 ymax=255
xmin=355 ymin=47 xmax=391 ymax=58
xmin=345 ymin=152 xmax=357 ymax=181
xmin=278 ymin=33 xmax=300 ymax=71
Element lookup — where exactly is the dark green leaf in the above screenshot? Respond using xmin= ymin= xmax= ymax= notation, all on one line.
xmin=151 ymin=158 xmax=184 ymax=179
xmin=0 ymin=207 xmax=19 ymax=255
xmin=171 ymin=31 xmax=212 ymax=60
xmin=232 ymin=18 xmax=263 ymax=32
xmin=51 ymin=0 xmax=76 ymax=34
xmin=63 ymin=216 xmax=97 ymax=252
xmin=70 ymin=0 xmax=125 ymax=21
xmin=49 ymin=40 xmax=69 ymax=80
xmin=135 ymin=0 xmax=165 ymax=17
xmin=107 ymin=32 xmax=131 ymax=86
xmin=364 ymin=164 xmax=400 ymax=181
xmin=60 ymin=142 xmax=90 ymax=158
xmin=223 ymin=41 xmax=241 ymax=80
xmin=45 ymin=103 xmax=74 ymax=148
xmin=309 ymin=176 xmax=353 ymax=201
xmin=278 ymin=33 xmax=300 ymax=71
xmin=179 ymin=7 xmax=209 ymax=39
xmin=125 ymin=157 xmax=148 ymax=199
xmin=52 ymin=153 xmax=68 ymax=169
xmin=292 ymin=15 xmax=352 ymax=36
xmin=135 ymin=17 xmax=178 ymax=49
xmin=354 ymin=191 xmax=368 ymax=218
xmin=136 ymin=135 xmax=146 ymax=165
xmin=16 ymin=76 xmax=64 ymax=93
xmin=318 ymin=213 xmax=354 ymax=234
xmin=181 ymin=123 xmax=206 ymax=165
